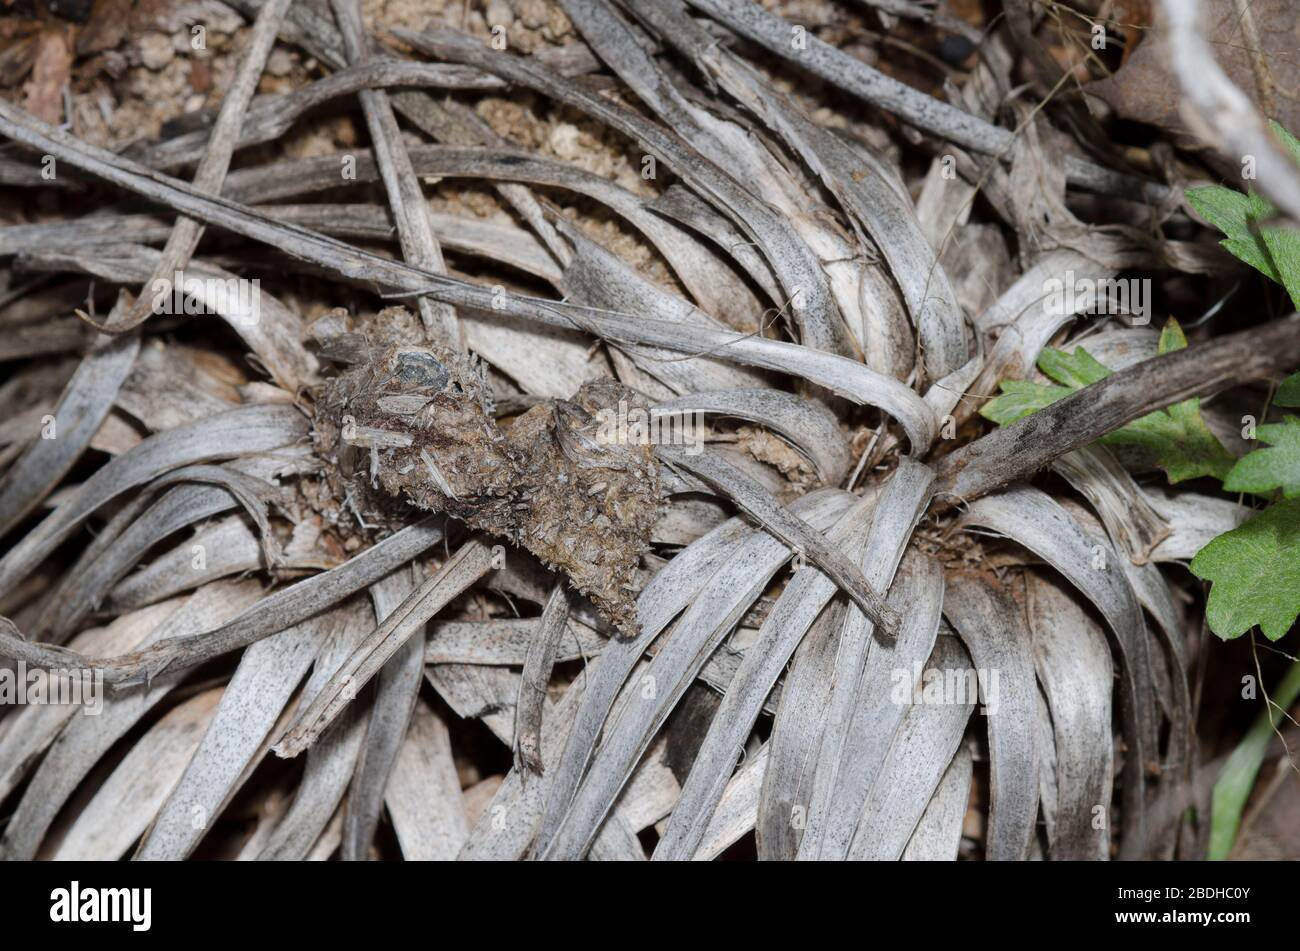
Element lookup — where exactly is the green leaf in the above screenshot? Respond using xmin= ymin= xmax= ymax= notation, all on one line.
xmin=1218 ymin=237 xmax=1283 ymax=283
xmin=1102 ymin=398 xmax=1237 ymax=483
xmin=1209 ymin=659 xmax=1300 ymax=860
xmin=1260 ymin=226 xmax=1300 ymax=310
xmin=1186 ymin=185 xmax=1280 ymax=280
xmin=1037 ymin=346 xmax=1111 ymax=388
xmin=981 ymin=319 xmax=1235 ymax=483
xmin=1157 ymin=318 xmax=1187 ymax=354
xmin=1269 ymin=119 xmax=1300 ymax=167
xmin=1186 ymin=184 xmax=1267 ymax=237
xmin=1277 ymin=371 xmax=1300 ymax=408
xmin=1185 ymin=176 xmax=1300 ymax=309
xmin=1190 ymin=497 xmax=1300 ymax=640
xmin=1223 ymin=416 xmax=1300 ymax=498
xmin=979 ymin=379 xmax=1073 ymax=426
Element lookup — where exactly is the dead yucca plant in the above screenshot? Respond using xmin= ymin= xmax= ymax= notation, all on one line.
xmin=0 ymin=0 xmax=1297 ymax=861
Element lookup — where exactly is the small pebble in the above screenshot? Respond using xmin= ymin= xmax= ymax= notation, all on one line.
xmin=517 ymin=0 xmax=549 ymax=29
xmin=138 ymin=33 xmax=175 ymax=71
xmin=266 ymin=49 xmax=295 ymax=77
xmin=486 ymin=0 xmax=515 ymax=30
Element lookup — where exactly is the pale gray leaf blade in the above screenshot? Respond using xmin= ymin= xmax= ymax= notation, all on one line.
xmin=0 ymin=403 xmax=308 ymax=600
xmin=848 ymin=634 xmax=974 ymax=860
xmin=341 ymin=567 xmax=424 ymax=861
xmin=959 ymin=483 xmax=1154 ymax=857
xmin=134 ymin=612 xmax=336 ymax=860
xmin=1025 ymin=571 xmax=1113 ymax=860
xmin=0 ymin=328 xmax=139 ymax=539
xmin=537 ymin=490 xmax=857 ymax=859
xmin=942 ymin=572 xmax=1042 ymax=861
xmin=52 ymin=687 xmax=224 ymax=861
xmin=383 ymin=699 xmax=470 ymax=861
xmin=900 ymin=745 xmax=973 ymax=861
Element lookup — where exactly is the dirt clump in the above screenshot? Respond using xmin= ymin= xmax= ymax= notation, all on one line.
xmin=311 ymin=307 xmax=661 ymax=635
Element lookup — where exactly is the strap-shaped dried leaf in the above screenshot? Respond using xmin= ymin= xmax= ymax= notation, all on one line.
xmin=653 ymin=495 xmax=877 ymax=860
xmin=51 ymin=687 xmax=224 ymax=861
xmin=900 ymin=745 xmax=974 ymax=861
xmin=426 ymin=616 xmax=605 ymax=666
xmin=923 ymin=350 xmax=985 ymax=425
xmin=797 ymin=550 xmax=944 ymax=860
xmin=653 ymin=389 xmax=851 ymax=486
xmin=943 ymin=572 xmax=1042 ymax=861
xmin=83 ymin=518 xmax=444 ymax=684
xmin=0 ymin=326 xmax=139 ymax=539
xmin=41 ymin=460 xmax=286 ymax=627
xmin=559 ymin=224 xmax=769 ymax=394
xmin=959 ymin=485 xmax=1154 ymax=858
xmin=564 ymin=0 xmax=886 ymax=367
xmin=1066 ymin=499 xmax=1194 ymax=852
xmin=0 ymin=104 xmax=937 ymax=449
xmin=0 ymin=583 xmax=261 ymax=860
xmin=1052 ymin=445 xmax=1170 ymax=564
xmin=647 ymin=184 xmax=781 ymax=309
xmin=10 ymin=206 xmax=561 ymax=286
xmin=397 ymin=27 xmax=854 ymax=358
xmin=133 ymin=60 xmax=505 ymax=169
xmin=29 ymin=245 xmax=317 ymax=393
xmin=459 ymin=666 xmax=593 ymax=860
xmin=0 ymin=403 xmax=307 ymax=600
xmin=848 ymin=635 xmax=975 ymax=859
xmin=683 ymin=0 xmax=1165 ymax=201
xmin=693 ymin=742 xmax=768 ymax=861
xmin=107 ymin=515 xmax=286 ymax=611
xmin=433 ymin=660 xmax=650 ymax=860
xmin=974 ymin=250 xmax=1113 ymax=336
xmin=331 ymin=0 xmax=459 ymax=347
xmin=656 ymin=447 xmax=901 ymax=634
xmin=632 ymin=1 xmax=967 ymax=379
xmin=112 ymin=0 xmax=294 ymax=332
xmin=219 ymin=0 xmax=594 ymax=307
xmin=797 ymin=464 xmax=936 ymax=858
xmin=0 ymin=599 xmax=183 ymax=804
xmin=277 ymin=540 xmax=497 ymax=758
xmin=1025 ymin=571 xmax=1113 ymax=860
xmin=514 ymin=584 xmax=571 ymax=776
xmin=260 ymin=601 xmax=375 ymax=861
xmin=342 ymin=566 xmax=425 ymax=861
xmin=538 ymin=492 xmax=860 ymax=859
xmin=37 ymin=452 xmax=308 ymax=640
xmin=134 ymin=611 xmax=339 ymax=859
xmin=384 ymin=699 xmax=470 ymax=860
xmin=528 ymin=509 xmax=771 ymax=856
xmin=224 ymin=146 xmax=759 ymax=331
xmin=1146 ymin=486 xmax=1251 ymax=562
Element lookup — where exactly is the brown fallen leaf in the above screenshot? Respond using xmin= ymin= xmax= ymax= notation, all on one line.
xmin=20 ymin=24 xmax=71 ymax=125
xmin=0 ymin=21 xmax=40 ymax=87
xmin=1086 ymin=0 xmax=1300 ymax=135
xmin=76 ymin=0 xmax=132 ymax=56
xmin=1231 ymin=745 xmax=1300 ymax=860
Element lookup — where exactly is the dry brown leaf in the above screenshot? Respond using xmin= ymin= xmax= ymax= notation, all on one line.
xmin=20 ymin=25 xmax=71 ymax=125
xmin=1087 ymin=0 xmax=1300 ymax=134
xmin=76 ymin=0 xmax=133 ymax=56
